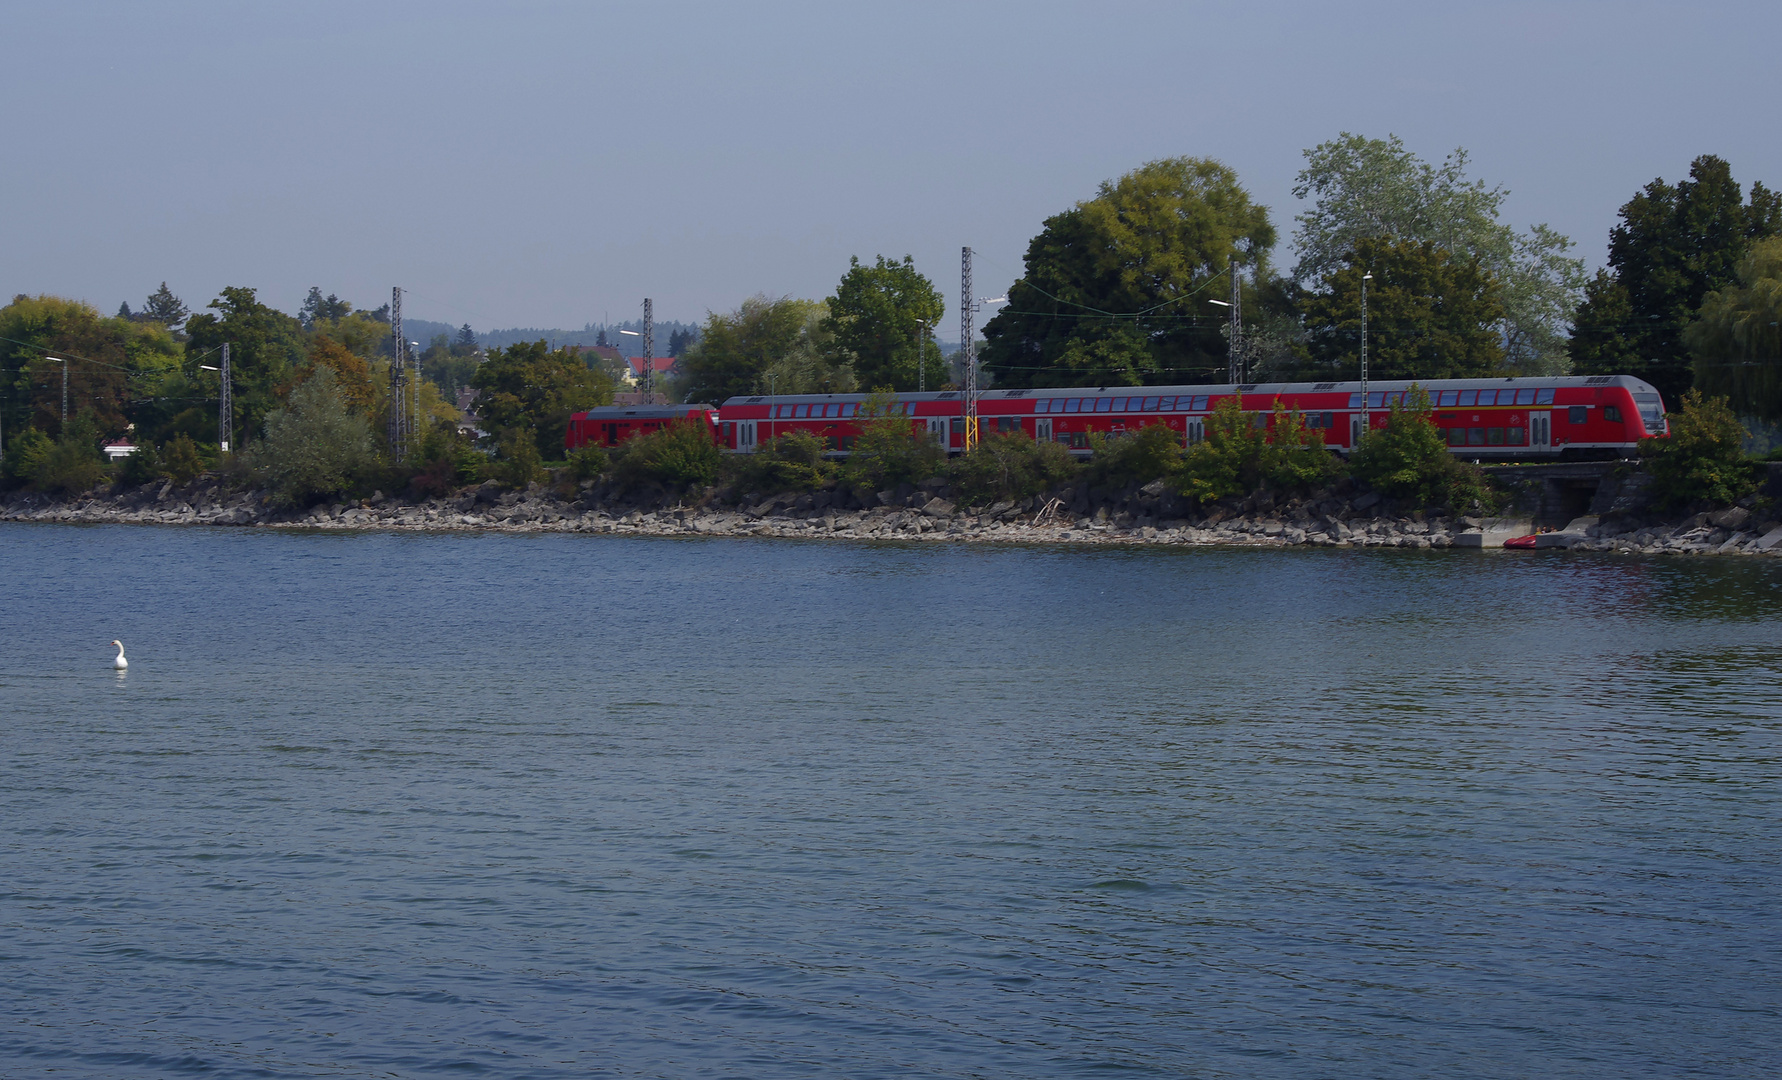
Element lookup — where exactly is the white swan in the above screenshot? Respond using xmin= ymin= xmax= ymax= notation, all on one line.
xmin=110 ymin=640 xmax=128 ymax=670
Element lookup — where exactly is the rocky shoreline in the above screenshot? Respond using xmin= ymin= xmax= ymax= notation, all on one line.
xmin=6 ymin=474 xmax=1782 ymax=558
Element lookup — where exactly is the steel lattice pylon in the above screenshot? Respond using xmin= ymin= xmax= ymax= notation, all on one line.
xmin=389 ymin=286 xmax=407 ymax=456
xmin=642 ymin=299 xmax=654 ymax=406
xmin=961 ymin=246 xmax=978 ymax=451
xmin=218 ymin=343 xmax=233 ymax=453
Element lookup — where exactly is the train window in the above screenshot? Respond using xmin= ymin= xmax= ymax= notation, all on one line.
xmin=1319 ymin=411 xmax=1334 ymax=428
xmin=1387 ymin=392 xmax=1404 ymax=406
xmin=1567 ymin=406 xmax=1586 ymax=424
xmin=1487 ymin=427 xmax=1505 ymax=445
xmin=1348 ymin=393 xmax=1363 ymax=408
xmin=1439 ymin=391 xmax=1458 ymax=406
xmin=842 ymin=403 xmax=858 ymax=417
xmin=1444 ymin=427 xmax=1462 ymax=445
xmin=1604 ymin=405 xmax=1622 ymax=422
xmin=1457 ymin=390 xmax=1477 ymax=406
xmin=821 ymin=403 xmax=836 ymax=418
xmin=792 ymin=405 xmax=807 ymax=418
xmin=1143 ymin=396 xmax=1161 ymax=411
xmin=1094 ymin=398 xmax=1112 ymax=412
xmin=1065 ymin=398 xmax=1083 ymax=413
xmin=1515 ymin=388 xmax=1537 ymax=406
xmin=1508 ymin=426 xmax=1527 ymax=445
xmin=1367 ymin=392 xmax=1385 ymax=408
xmin=1251 ymin=413 xmax=1267 ymax=429
xmin=1468 ymin=428 xmax=1486 ymax=446
xmin=1536 ymin=388 xmax=1555 ymax=405
xmin=1192 ymin=395 xmax=1209 ymax=410
xmin=996 ymin=417 xmax=1021 ymax=432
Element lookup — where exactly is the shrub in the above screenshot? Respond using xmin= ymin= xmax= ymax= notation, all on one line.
xmin=33 ymin=411 xmax=110 ymax=494
xmin=409 ymin=421 xmax=484 ymax=496
xmin=1084 ymin=422 xmax=1182 ymax=489
xmin=949 ymin=432 xmax=1079 ymax=503
xmin=1258 ymin=402 xmax=1342 ymax=492
xmin=841 ymin=394 xmax=946 ymax=491
xmin=1350 ymin=386 xmax=1491 ymax=510
xmin=1175 ymin=397 xmax=1265 ymax=503
xmin=1640 ymin=389 xmax=1758 ymax=510
xmin=161 ymin=433 xmax=207 ymax=485
xmin=251 ymin=366 xmax=377 ymax=506
xmin=116 ymin=441 xmax=166 ymax=486
xmin=609 ymin=419 xmax=724 ymax=490
xmin=2 ymin=427 xmax=54 ymax=488
xmin=489 ymin=426 xmax=547 ymax=489
xmin=726 ymin=429 xmax=836 ymax=493
xmin=565 ymin=444 xmax=609 ymax=483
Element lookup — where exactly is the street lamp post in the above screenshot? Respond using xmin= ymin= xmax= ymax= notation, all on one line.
xmin=1360 ymin=271 xmax=1373 ymax=447
xmin=49 ymin=357 xmax=67 ymax=425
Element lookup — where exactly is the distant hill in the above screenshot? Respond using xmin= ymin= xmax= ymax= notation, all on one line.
xmin=399 ymin=318 xmax=701 ymax=357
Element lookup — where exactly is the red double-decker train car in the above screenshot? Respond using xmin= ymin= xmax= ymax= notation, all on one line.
xmin=717 ymin=375 xmax=1667 ymax=460
xmin=564 ymin=404 xmax=720 ymax=452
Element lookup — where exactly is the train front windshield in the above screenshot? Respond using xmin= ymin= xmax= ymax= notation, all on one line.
xmin=1633 ymin=393 xmax=1665 ymax=433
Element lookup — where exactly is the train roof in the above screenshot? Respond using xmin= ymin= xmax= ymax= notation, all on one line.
xmin=574 ymin=404 xmax=716 ymax=419
xmin=718 ymin=375 xmax=1662 ymax=408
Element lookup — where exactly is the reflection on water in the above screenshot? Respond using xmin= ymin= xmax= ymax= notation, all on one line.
xmin=1 ymin=524 xmax=1780 ymax=1079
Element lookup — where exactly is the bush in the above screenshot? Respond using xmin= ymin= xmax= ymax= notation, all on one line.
xmin=841 ymin=395 xmax=946 ymax=491
xmin=1350 ymin=386 xmax=1491 ymax=510
xmin=116 ymin=441 xmax=166 ymax=486
xmin=1258 ymin=403 xmax=1341 ymax=492
xmin=609 ymin=419 xmax=724 ymax=491
xmin=565 ymin=444 xmax=609 ymax=483
xmin=161 ymin=433 xmax=207 ymax=485
xmin=1084 ymin=422 xmax=1183 ymax=490
xmin=32 ymin=411 xmax=110 ymax=495
xmin=489 ymin=426 xmax=547 ymax=489
xmin=726 ymin=429 xmax=837 ymax=494
xmin=949 ymin=432 xmax=1079 ymax=503
xmin=409 ymin=421 xmax=484 ymax=496
xmin=251 ymin=366 xmax=378 ymax=506
xmin=2 ymin=427 xmax=54 ymax=488
xmin=1175 ymin=397 xmax=1266 ymax=503
xmin=1640 ymin=389 xmax=1758 ymax=510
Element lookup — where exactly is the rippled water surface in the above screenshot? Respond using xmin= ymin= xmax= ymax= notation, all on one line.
xmin=2 ymin=523 xmax=1780 ymax=1078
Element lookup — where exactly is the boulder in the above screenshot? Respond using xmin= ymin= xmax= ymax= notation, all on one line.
xmin=1708 ymin=506 xmax=1751 ymax=530
xmin=1753 ymin=526 xmax=1782 ymax=552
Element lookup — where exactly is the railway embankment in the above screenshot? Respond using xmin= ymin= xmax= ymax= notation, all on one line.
xmin=6 ymin=469 xmax=1782 ymax=557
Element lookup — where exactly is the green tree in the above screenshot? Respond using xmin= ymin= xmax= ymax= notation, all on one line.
xmin=1176 ymin=397 xmax=1265 ymax=503
xmin=298 ymin=287 xmax=352 ymax=329
xmin=1349 ymin=386 xmax=1491 ymax=509
xmin=251 ymin=366 xmax=376 ymax=506
xmin=1302 ymin=237 xmax=1506 ymax=379
xmin=677 ymin=296 xmax=840 ymax=403
xmin=981 ymin=157 xmax=1276 ymax=388
xmin=183 ymin=286 xmax=308 ymax=447
xmin=1571 ymin=155 xmax=1782 ymax=402
xmin=1291 ymin=133 xmax=1584 ymax=375
xmin=1685 ymin=236 xmax=1782 ymax=421
xmin=1084 ymin=423 xmax=1183 ymax=489
xmin=1 ymin=427 xmax=53 ymax=487
xmin=821 ymin=255 xmax=945 ymax=391
xmin=27 ymin=409 xmax=109 ymax=494
xmin=0 ymin=294 xmax=181 ymax=440
xmin=470 ymin=339 xmax=613 ymax=459
xmin=1639 ymin=389 xmax=1757 ymax=510
xmin=609 ymin=419 xmax=723 ymax=491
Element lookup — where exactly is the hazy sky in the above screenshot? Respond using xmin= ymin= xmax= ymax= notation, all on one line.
xmin=6 ymin=1 xmax=1777 ymax=333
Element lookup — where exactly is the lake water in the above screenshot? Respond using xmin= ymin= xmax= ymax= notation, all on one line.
xmin=2 ymin=523 xmax=1779 ymax=1078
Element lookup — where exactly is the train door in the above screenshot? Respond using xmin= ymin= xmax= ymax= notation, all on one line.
xmin=950 ymin=417 xmax=965 ymax=450
xmin=925 ymin=417 xmax=946 ymax=444
xmin=1035 ymin=418 xmax=1052 ymax=443
xmin=1529 ymin=411 xmax=1550 ymax=452
xmin=1186 ymin=418 xmax=1205 ymax=445
xmin=738 ymin=420 xmax=758 ymax=452
xmin=1351 ymin=415 xmax=1362 ymax=448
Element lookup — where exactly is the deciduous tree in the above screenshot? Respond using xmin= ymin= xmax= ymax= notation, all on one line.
xmin=470 ymin=339 xmax=613 ymax=458
xmin=1302 ymin=237 xmax=1506 ymax=380
xmin=1291 ymin=133 xmax=1583 ymax=375
xmin=1685 ymin=236 xmax=1782 ymax=421
xmin=981 ymin=157 xmax=1275 ymax=388
xmin=1571 ymin=155 xmax=1782 ymax=402
xmin=184 ymin=286 xmax=308 ymax=446
xmin=821 ymin=255 xmax=945 ymax=391
xmin=677 ymin=296 xmax=839 ymax=403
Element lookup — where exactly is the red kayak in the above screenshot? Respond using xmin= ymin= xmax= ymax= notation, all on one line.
xmin=1502 ymin=534 xmax=1538 ymax=549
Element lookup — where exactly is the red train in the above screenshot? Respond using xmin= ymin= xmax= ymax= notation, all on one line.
xmin=565 ymin=376 xmax=1668 ymax=461
xmin=715 ymin=375 xmax=1667 ymax=460
xmin=565 ymin=404 xmax=719 ymax=451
